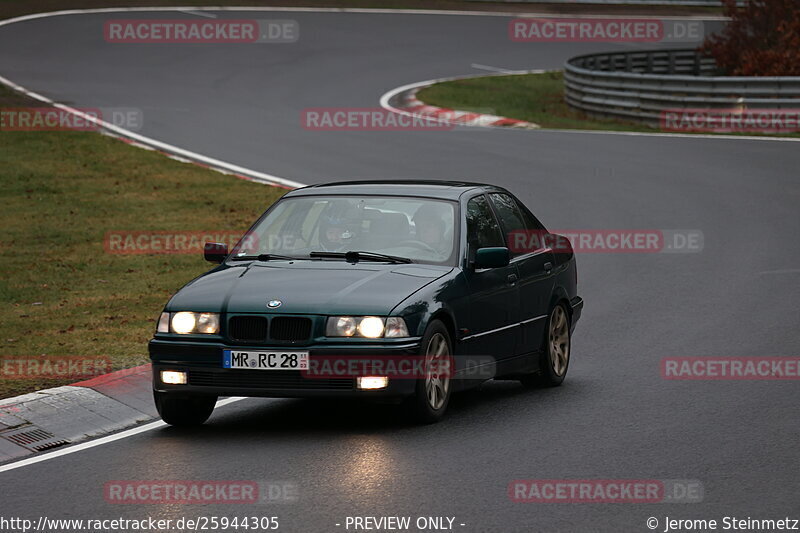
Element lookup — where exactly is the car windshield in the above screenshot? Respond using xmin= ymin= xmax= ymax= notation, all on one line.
xmin=231 ymin=195 xmax=458 ymax=265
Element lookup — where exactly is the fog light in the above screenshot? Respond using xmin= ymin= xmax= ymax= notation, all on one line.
xmin=161 ymin=370 xmax=187 ymax=385
xmin=357 ymin=376 xmax=388 ymax=390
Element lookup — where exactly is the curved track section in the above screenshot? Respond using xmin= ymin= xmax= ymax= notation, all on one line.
xmin=0 ymin=9 xmax=798 ymax=532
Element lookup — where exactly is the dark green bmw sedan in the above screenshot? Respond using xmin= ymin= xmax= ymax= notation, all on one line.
xmin=150 ymin=181 xmax=583 ymax=425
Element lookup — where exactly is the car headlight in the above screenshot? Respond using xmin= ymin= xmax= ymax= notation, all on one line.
xmin=158 ymin=312 xmax=220 ymax=335
xmin=357 ymin=316 xmax=385 ymax=338
xmin=384 ymin=317 xmax=410 ymax=338
xmin=156 ymin=312 xmax=170 ymax=333
xmin=326 ymin=316 xmax=409 ymax=338
xmin=328 ymin=316 xmax=358 ymax=337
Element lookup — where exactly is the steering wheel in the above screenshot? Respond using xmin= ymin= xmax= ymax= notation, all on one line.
xmin=396 ymin=239 xmax=439 ymax=254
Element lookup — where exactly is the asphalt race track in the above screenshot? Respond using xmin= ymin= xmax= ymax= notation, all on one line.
xmin=0 ymin=9 xmax=798 ymax=533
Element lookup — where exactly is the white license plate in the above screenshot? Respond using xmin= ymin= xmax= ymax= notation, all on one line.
xmin=223 ymin=350 xmax=309 ymax=370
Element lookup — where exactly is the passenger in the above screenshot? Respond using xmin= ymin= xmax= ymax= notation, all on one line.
xmin=413 ymin=204 xmax=451 ymax=257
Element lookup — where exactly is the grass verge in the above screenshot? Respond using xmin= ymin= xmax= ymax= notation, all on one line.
xmin=0 ymin=84 xmax=286 ymax=398
xmin=418 ymin=71 xmax=653 ymax=132
xmin=0 ymin=1 xmax=722 ymax=399
xmin=416 ymin=71 xmax=800 ymax=137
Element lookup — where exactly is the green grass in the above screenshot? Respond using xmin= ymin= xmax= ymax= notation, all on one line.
xmin=0 ymin=84 xmax=286 ymax=398
xmin=416 ymin=71 xmax=800 ymax=137
xmin=417 ymin=71 xmax=655 ymax=132
xmin=0 ymin=1 xmax=725 ymax=399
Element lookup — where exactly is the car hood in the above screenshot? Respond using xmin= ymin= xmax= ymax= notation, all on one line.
xmin=167 ymin=261 xmax=453 ymax=316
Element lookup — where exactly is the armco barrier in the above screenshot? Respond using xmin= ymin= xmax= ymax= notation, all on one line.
xmin=563 ymin=49 xmax=800 ymax=127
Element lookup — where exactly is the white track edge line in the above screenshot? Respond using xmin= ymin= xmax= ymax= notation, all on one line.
xmin=379 ymin=70 xmax=547 ymax=129
xmin=0 ymin=3 xmax=770 ymax=473
xmin=0 ymin=76 xmax=304 ymax=188
xmin=379 ymin=73 xmax=800 ymax=142
xmin=0 ymin=397 xmax=245 ymax=474
xmin=0 ymin=7 xmax=728 ymax=24
xmin=1 ymin=7 xmax=750 ymax=145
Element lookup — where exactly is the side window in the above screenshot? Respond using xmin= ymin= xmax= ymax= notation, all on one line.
xmin=518 ymin=203 xmax=546 ymax=232
xmin=489 ymin=193 xmax=545 ymax=256
xmin=466 ymin=195 xmax=504 ymax=252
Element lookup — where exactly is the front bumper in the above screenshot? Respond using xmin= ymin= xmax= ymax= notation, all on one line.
xmin=149 ymin=338 xmax=421 ymax=398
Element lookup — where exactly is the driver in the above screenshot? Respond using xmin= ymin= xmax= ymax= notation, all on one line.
xmin=318 ymin=204 xmax=358 ymax=252
xmin=413 ymin=204 xmax=450 ymax=257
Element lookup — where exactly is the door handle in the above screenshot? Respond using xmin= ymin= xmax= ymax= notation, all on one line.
xmin=543 ymin=262 xmax=553 ymax=273
xmin=507 ymin=273 xmax=518 ymax=285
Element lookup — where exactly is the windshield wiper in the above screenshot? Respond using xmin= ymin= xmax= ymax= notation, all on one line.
xmin=230 ymin=253 xmax=302 ymax=262
xmin=309 ymin=251 xmax=413 ymax=264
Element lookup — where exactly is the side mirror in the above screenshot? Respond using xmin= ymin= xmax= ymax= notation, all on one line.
xmin=204 ymin=242 xmax=228 ymax=264
xmin=548 ymin=233 xmax=573 ymax=255
xmin=474 ymin=247 xmax=510 ymax=269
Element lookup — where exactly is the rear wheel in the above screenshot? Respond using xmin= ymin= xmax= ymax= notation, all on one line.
xmin=154 ymin=391 xmax=217 ymax=426
xmin=521 ymin=303 xmax=570 ymax=388
xmin=406 ymin=320 xmax=452 ymax=424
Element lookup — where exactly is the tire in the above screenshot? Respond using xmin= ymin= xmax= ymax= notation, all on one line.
xmin=405 ymin=320 xmax=452 ymax=424
xmin=154 ymin=391 xmax=217 ymax=426
xmin=521 ymin=303 xmax=571 ymax=388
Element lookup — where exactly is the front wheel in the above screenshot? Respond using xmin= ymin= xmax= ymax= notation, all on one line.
xmin=521 ymin=303 xmax=571 ymax=388
xmin=405 ymin=320 xmax=452 ymax=424
xmin=154 ymin=391 xmax=217 ymax=426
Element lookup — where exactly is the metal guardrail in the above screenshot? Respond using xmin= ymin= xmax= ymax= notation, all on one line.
xmin=564 ymin=49 xmax=800 ymax=127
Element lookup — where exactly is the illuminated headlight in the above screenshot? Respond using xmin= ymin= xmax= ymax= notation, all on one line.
xmin=169 ymin=312 xmax=220 ymax=335
xmin=161 ymin=370 xmax=187 ymax=385
xmin=326 ymin=316 xmax=409 ymax=338
xmin=358 ymin=316 xmax=385 ymax=338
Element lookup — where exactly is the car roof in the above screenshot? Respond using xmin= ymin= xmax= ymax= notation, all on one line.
xmin=285 ymin=180 xmax=507 ymax=201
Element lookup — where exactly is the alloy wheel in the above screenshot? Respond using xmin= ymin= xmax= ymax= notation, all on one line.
xmin=549 ymin=306 xmax=570 ymax=376
xmin=424 ymin=332 xmax=450 ymax=410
